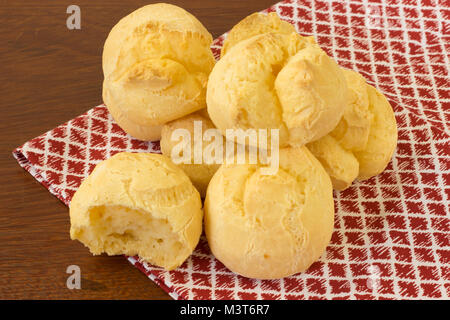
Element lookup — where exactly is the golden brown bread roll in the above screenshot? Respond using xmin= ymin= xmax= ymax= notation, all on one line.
xmin=102 ymin=3 xmax=215 ymax=141
xmin=215 ymin=12 xmax=396 ymax=190
xmin=204 ymin=146 xmax=334 ymax=279
xmin=69 ymin=152 xmax=203 ymax=271
xmin=160 ymin=112 xmax=223 ymax=197
xmin=207 ymin=32 xmax=347 ymax=148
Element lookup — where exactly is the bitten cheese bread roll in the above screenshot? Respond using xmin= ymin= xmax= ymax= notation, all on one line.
xmin=160 ymin=112 xmax=223 ymax=197
xmin=307 ymin=69 xmax=397 ymax=189
xmin=221 ymin=12 xmax=297 ymax=57
xmin=69 ymin=152 xmax=203 ymax=271
xmin=204 ymin=146 xmax=334 ymax=279
xmin=207 ymin=31 xmax=347 ymax=148
xmin=102 ymin=3 xmax=215 ymax=141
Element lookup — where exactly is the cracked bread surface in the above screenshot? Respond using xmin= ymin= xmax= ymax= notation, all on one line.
xmin=204 ymin=146 xmax=334 ymax=279
xmin=102 ymin=3 xmax=215 ymax=140
xmin=207 ymin=31 xmax=347 ymax=148
xmin=221 ymin=12 xmax=297 ymax=58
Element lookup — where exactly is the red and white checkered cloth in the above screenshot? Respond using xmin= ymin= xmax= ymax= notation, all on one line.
xmin=13 ymin=0 xmax=449 ymax=299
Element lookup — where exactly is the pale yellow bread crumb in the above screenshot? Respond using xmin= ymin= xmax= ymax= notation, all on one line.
xmin=69 ymin=152 xmax=203 ymax=271
xmin=204 ymin=146 xmax=334 ymax=279
xmin=160 ymin=112 xmax=222 ymax=197
xmin=207 ymin=32 xmax=347 ymax=148
xmin=221 ymin=12 xmax=297 ymax=57
xmin=102 ymin=3 xmax=215 ymax=140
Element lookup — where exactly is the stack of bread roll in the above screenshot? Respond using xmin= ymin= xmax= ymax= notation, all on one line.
xmin=70 ymin=4 xmax=397 ymax=279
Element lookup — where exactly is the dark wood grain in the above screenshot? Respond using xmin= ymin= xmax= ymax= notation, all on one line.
xmin=0 ymin=0 xmax=276 ymax=299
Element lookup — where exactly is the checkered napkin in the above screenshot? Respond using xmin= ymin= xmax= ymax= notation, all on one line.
xmin=13 ymin=0 xmax=449 ymax=299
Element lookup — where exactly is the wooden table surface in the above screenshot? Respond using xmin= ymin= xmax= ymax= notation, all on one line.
xmin=0 ymin=0 xmax=277 ymax=299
